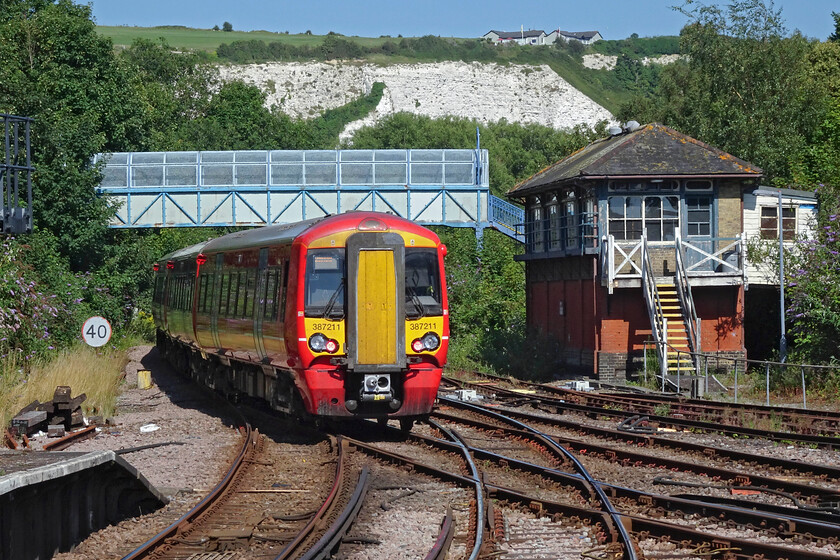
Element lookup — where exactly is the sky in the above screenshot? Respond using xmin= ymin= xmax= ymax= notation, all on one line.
xmin=88 ymin=0 xmax=838 ymax=42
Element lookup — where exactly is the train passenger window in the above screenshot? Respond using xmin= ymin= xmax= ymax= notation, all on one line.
xmin=230 ymin=272 xmax=243 ymax=317
xmin=263 ymin=268 xmax=278 ymax=320
xmin=199 ymin=274 xmax=212 ymax=312
xmin=153 ymin=276 xmax=163 ymax=305
xmin=305 ymin=249 xmax=345 ymax=318
xmin=405 ymin=248 xmax=443 ymax=317
xmin=278 ymin=260 xmax=289 ymax=320
xmin=242 ymin=270 xmax=256 ymax=318
xmin=218 ymin=273 xmax=230 ymax=317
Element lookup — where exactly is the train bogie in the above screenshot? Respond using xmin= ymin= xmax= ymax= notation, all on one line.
xmin=152 ymin=212 xmax=448 ymax=428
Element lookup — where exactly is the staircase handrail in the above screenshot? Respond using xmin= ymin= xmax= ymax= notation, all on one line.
xmin=675 ymin=233 xmax=701 ymax=374
xmin=640 ymin=230 xmax=667 ymax=382
xmin=488 ymin=195 xmax=524 ymax=240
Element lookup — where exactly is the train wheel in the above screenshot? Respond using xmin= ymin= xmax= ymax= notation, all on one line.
xmin=399 ymin=418 xmax=413 ymax=433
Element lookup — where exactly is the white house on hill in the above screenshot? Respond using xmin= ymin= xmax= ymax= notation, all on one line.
xmin=548 ymin=30 xmax=603 ymax=45
xmin=483 ymin=28 xmax=602 ymax=46
xmin=482 ymin=29 xmax=548 ymax=45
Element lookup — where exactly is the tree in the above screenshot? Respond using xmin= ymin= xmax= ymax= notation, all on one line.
xmin=222 ymin=21 xmax=233 ymax=32
xmin=0 ymin=0 xmax=145 ymax=269
xmin=830 ymin=12 xmax=840 ymax=42
xmin=621 ymin=0 xmax=824 ymax=184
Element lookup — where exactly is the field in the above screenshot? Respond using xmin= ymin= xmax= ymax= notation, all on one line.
xmin=97 ymin=25 xmax=430 ymax=52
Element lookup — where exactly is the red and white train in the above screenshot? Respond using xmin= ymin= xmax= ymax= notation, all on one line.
xmin=152 ymin=212 xmax=449 ymax=430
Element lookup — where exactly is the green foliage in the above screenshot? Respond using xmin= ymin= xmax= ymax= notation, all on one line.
xmin=346 ymin=113 xmax=602 ymax=197
xmin=0 ymin=0 xmax=146 ymax=269
xmin=349 ymin=113 xmax=596 ymax=375
xmin=619 ymin=0 xmax=825 ymax=184
xmin=589 ymin=35 xmax=680 ymax=57
xmin=309 ymin=82 xmax=385 ymax=147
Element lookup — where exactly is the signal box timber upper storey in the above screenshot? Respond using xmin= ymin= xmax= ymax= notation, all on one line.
xmin=507 ymin=123 xmax=764 ymax=382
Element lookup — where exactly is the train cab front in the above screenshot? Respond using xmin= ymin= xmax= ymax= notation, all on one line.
xmin=297 ymin=214 xmax=448 ymax=420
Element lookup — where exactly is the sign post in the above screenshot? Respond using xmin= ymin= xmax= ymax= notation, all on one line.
xmin=82 ymin=316 xmax=112 ymax=348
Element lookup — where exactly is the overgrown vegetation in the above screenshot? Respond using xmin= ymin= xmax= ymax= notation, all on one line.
xmin=0 ymin=346 xmax=127 ymax=428
xmin=0 ymin=0 xmax=839 ymax=396
xmin=588 ymin=35 xmax=681 ymax=57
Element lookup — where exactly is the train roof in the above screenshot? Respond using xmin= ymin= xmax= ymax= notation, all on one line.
xmin=201 ymin=216 xmax=326 ymax=254
xmin=158 ymin=240 xmax=211 ymax=264
xmin=198 ymin=212 xmax=439 ymax=255
xmin=156 ymin=212 xmax=440 ymax=263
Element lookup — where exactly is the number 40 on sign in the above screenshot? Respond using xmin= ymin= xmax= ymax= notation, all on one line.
xmin=82 ymin=316 xmax=112 ymax=347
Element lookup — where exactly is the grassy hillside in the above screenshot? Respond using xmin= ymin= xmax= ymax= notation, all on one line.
xmin=97 ymin=25 xmax=674 ymax=115
xmin=98 ymin=25 xmax=420 ymax=52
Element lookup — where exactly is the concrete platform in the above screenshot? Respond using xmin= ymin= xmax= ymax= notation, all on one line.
xmin=0 ymin=450 xmax=167 ymax=560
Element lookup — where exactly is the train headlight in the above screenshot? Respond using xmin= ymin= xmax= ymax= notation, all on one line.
xmin=309 ymin=333 xmax=339 ymax=354
xmin=309 ymin=333 xmax=328 ymax=352
xmin=422 ymin=332 xmax=440 ymax=351
xmin=411 ymin=332 xmax=440 ymax=353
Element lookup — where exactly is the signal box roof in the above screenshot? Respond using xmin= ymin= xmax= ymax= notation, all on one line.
xmin=507 ymin=123 xmax=763 ymax=199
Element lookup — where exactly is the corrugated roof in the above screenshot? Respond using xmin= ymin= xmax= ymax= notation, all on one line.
xmin=507 ymin=123 xmax=763 ymax=198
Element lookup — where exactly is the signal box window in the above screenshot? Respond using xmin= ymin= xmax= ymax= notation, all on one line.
xmin=405 ymin=248 xmax=442 ymax=318
xmin=760 ymin=206 xmax=796 ymax=240
xmin=609 ymin=196 xmax=679 ymax=241
xmin=686 ymin=197 xmax=712 ymax=236
xmin=305 ymin=249 xmax=345 ymax=318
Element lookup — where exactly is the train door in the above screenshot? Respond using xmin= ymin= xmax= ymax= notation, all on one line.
xmin=253 ymin=248 xmax=269 ymax=359
xmin=346 ymin=232 xmax=405 ymax=371
xmin=210 ymin=253 xmax=224 ymax=350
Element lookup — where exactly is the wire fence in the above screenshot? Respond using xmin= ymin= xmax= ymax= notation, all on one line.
xmin=643 ymin=340 xmax=839 ymax=409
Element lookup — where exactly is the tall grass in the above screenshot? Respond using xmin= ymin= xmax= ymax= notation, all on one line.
xmin=1 ymin=346 xmax=127 ymax=429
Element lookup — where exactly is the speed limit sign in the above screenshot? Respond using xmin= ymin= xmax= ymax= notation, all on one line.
xmin=82 ymin=316 xmax=112 ymax=347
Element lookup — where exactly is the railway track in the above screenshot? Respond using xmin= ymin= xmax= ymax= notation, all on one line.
xmin=425 ymin=397 xmax=840 ymax=559
xmin=452 ymin=371 xmax=840 ymax=435
xmin=50 ymin=356 xmax=840 ymax=560
xmin=443 ymin=374 xmax=840 ymax=449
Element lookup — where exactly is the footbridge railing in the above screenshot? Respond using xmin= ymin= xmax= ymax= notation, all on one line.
xmin=95 ymin=148 xmax=525 ymax=242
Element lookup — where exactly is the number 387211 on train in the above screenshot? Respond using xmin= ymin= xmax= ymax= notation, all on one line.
xmin=152 ymin=212 xmax=449 ymax=430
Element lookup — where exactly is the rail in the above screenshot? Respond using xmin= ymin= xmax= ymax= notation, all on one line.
xmin=94 ymin=148 xmax=493 ymax=230
xmin=488 ymin=195 xmax=524 ymax=241
xmin=121 ymin=423 xmax=258 ymax=560
xmin=674 ymin=233 xmax=701 ymax=369
xmin=427 ymin=419 xmax=486 ymax=560
xmin=640 ymin=231 xmax=669 ymax=385
xmin=602 ymin=234 xmax=746 ymax=289
xmin=653 ymin=340 xmax=840 ymax=410
xmin=439 ymin=396 xmax=640 ymax=560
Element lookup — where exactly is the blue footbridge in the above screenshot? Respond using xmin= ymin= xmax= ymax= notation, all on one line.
xmin=94 ymin=148 xmax=524 ymax=242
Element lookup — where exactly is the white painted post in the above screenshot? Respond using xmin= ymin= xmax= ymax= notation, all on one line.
xmin=801 ymin=366 xmax=807 ymax=409
xmin=765 ymin=362 xmax=771 ymax=406
xmin=734 ymin=360 xmax=739 ymax=403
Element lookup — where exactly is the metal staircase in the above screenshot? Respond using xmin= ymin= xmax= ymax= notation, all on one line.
xmin=640 ymin=231 xmax=700 ymax=390
xmin=656 ymin=282 xmax=696 ymax=376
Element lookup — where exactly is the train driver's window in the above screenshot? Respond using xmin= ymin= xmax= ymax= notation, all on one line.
xmin=405 ymin=248 xmax=442 ymax=317
xmin=305 ymin=249 xmax=345 ymax=318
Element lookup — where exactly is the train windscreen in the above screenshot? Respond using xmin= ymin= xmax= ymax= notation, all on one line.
xmin=405 ymin=248 xmax=442 ymax=318
xmin=305 ymin=248 xmax=346 ymax=318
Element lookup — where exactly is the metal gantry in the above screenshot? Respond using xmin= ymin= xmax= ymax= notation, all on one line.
xmin=1 ymin=114 xmax=34 ymax=234
xmin=94 ymin=148 xmax=524 ymax=241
